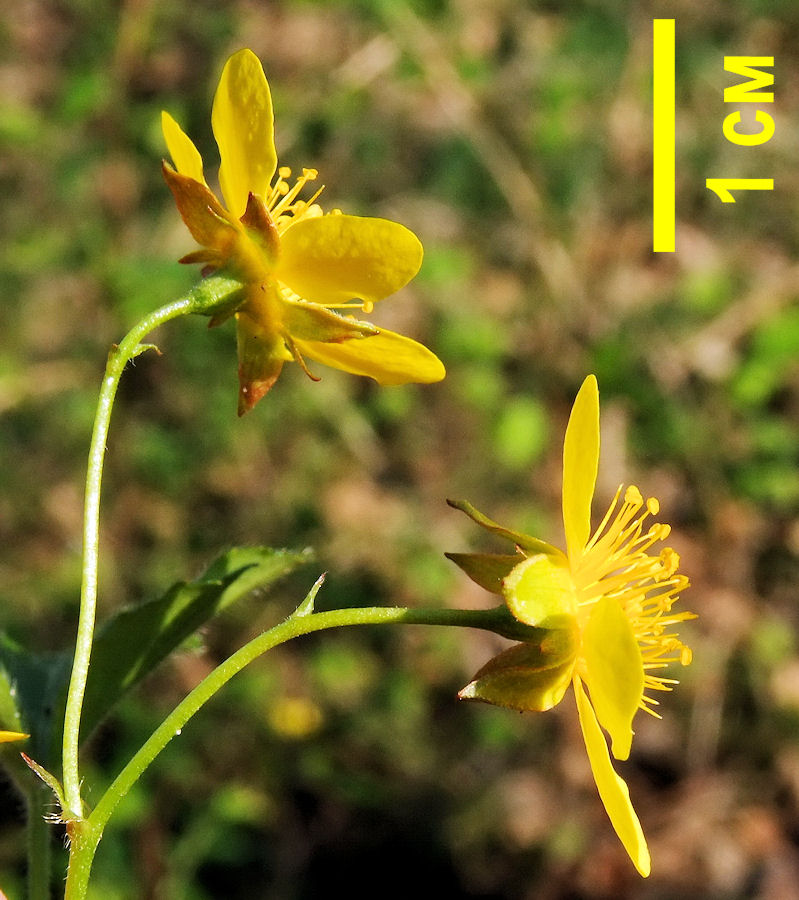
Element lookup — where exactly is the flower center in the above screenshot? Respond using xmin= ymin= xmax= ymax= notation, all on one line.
xmin=265 ymin=165 xmax=377 ymax=316
xmin=572 ymin=485 xmax=693 ymax=715
xmin=266 ymin=166 xmax=324 ymax=232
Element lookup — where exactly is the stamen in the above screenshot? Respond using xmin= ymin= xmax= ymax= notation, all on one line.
xmin=573 ymin=482 xmax=693 ymax=712
xmin=282 ymin=332 xmax=321 ymax=382
xmin=625 ymin=485 xmax=643 ymax=506
xmin=322 ymin=300 xmax=375 ymax=313
xmin=266 ymin=166 xmax=324 ymax=230
xmin=583 ymin=486 xmax=624 ymax=553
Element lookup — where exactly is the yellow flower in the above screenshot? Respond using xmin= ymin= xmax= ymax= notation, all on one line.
xmin=447 ymin=375 xmax=694 ymax=876
xmin=0 ymin=731 xmax=28 ymax=743
xmin=161 ymin=49 xmax=444 ymax=414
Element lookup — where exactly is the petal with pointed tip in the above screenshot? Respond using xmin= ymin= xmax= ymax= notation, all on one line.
xmin=293 ymin=328 xmax=444 ymax=385
xmin=161 ymin=111 xmax=206 ymax=185
xmin=277 ymin=215 xmax=423 ymax=306
xmin=582 ymin=595 xmax=643 ymax=761
xmin=0 ymin=731 xmax=28 ymax=743
xmin=574 ymin=676 xmax=650 ymax=876
xmin=212 ymin=49 xmax=277 ymax=217
xmin=563 ymin=375 xmax=599 ymax=561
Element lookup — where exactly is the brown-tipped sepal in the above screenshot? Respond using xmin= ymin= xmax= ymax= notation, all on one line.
xmin=162 ymin=162 xmax=238 ymax=255
xmin=240 ymin=192 xmax=281 ymax=264
xmin=235 ymin=314 xmax=291 ymax=415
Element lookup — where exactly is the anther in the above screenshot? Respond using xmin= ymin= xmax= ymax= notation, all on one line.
xmin=624 ymin=485 xmax=644 ymax=506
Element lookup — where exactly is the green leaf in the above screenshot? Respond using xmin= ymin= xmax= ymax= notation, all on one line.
xmin=0 ymin=634 xmax=71 ymax=767
xmin=0 ymin=661 xmax=24 ymax=734
xmin=79 ymin=546 xmax=312 ymax=743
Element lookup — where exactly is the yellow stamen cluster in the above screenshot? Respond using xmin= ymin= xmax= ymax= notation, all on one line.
xmin=573 ymin=485 xmax=693 ymax=716
xmin=266 ymin=166 xmax=323 ymax=231
xmin=265 ymin=167 xmax=374 ymax=315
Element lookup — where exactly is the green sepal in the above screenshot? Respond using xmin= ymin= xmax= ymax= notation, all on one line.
xmin=281 ymin=300 xmax=379 ymax=343
xmin=502 ymin=553 xmax=578 ymax=629
xmin=235 ymin=313 xmax=291 ymax=415
xmin=240 ymin=192 xmax=280 ymax=262
xmin=444 ymin=552 xmax=521 ymax=595
xmin=78 ymin=546 xmax=312 ymax=743
xmin=186 ymin=272 xmax=246 ymax=324
xmin=458 ymin=626 xmax=578 ymax=712
xmin=447 ymin=499 xmax=566 ymax=558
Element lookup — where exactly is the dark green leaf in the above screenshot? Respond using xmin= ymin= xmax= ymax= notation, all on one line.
xmin=0 ymin=633 xmax=71 ymax=767
xmin=79 ymin=546 xmax=312 ymax=742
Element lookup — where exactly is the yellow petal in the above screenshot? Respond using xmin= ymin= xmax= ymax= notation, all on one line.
xmin=276 ymin=215 xmax=423 ymax=306
xmin=562 ymin=374 xmax=599 ymax=561
xmin=293 ymin=328 xmax=444 ymax=385
xmin=502 ymin=553 xmax=578 ymax=629
xmin=161 ymin=111 xmax=206 ymax=185
xmin=582 ymin=596 xmax=644 ymax=761
xmin=212 ymin=49 xmax=277 ymax=217
xmin=0 ymin=730 xmax=28 ymax=743
xmin=574 ymin=676 xmax=651 ymax=877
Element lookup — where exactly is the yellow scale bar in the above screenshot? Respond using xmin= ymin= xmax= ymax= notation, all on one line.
xmin=653 ymin=19 xmax=675 ymax=252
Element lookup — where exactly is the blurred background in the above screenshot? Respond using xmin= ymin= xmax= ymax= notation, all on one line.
xmin=2 ymin=0 xmax=799 ymax=897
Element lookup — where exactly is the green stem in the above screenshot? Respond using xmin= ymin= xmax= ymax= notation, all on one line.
xmin=65 ymin=603 xmax=532 ymax=897
xmin=61 ymin=296 xmax=195 ymax=819
xmin=61 ymin=276 xmax=243 ymax=822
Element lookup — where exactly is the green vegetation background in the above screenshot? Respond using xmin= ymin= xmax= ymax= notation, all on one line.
xmin=2 ymin=0 xmax=799 ymax=897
